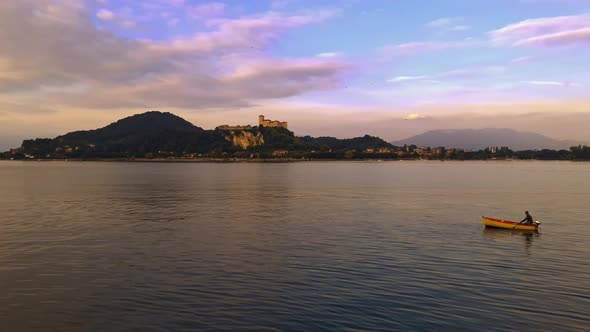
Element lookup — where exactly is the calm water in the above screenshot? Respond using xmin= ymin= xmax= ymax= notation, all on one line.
xmin=1 ymin=161 xmax=589 ymax=331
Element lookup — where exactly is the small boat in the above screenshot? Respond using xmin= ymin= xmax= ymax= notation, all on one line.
xmin=482 ymin=216 xmax=541 ymax=231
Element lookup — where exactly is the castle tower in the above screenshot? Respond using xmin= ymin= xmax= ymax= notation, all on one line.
xmin=258 ymin=115 xmax=287 ymax=129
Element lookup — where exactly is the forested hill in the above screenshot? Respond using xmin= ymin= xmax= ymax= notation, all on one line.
xmin=56 ymin=111 xmax=201 ymax=145
xmin=3 ymin=111 xmax=396 ymax=159
xmin=15 ymin=111 xmax=229 ymax=158
xmin=299 ymin=135 xmax=393 ymax=151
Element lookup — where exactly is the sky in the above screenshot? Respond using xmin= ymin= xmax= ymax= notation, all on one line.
xmin=1 ymin=0 xmax=590 ymax=150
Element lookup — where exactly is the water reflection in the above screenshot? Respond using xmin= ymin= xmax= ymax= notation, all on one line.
xmin=1 ymin=161 xmax=590 ymax=331
xmin=482 ymin=228 xmax=540 ymax=251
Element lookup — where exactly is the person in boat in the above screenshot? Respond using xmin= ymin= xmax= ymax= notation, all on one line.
xmin=520 ymin=211 xmax=534 ymax=225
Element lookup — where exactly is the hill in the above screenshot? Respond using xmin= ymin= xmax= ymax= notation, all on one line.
xmin=56 ymin=111 xmax=201 ymax=144
xmin=393 ymin=128 xmax=580 ymax=150
xmin=300 ymin=135 xmax=394 ymax=151
xmin=20 ymin=111 xmax=231 ymax=158
xmin=8 ymin=111 xmax=399 ymax=159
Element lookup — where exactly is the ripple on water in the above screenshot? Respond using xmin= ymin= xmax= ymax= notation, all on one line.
xmin=1 ymin=161 xmax=590 ymax=331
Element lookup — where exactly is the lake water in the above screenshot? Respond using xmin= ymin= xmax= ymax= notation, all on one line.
xmin=1 ymin=160 xmax=589 ymax=331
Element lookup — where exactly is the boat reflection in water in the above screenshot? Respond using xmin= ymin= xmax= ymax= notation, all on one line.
xmin=482 ymin=227 xmax=540 ymax=251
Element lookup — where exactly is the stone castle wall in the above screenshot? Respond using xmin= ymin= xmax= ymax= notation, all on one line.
xmin=216 ymin=125 xmax=254 ymax=131
xmin=259 ymin=115 xmax=288 ymax=129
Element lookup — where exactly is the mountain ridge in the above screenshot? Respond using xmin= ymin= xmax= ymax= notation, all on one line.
xmin=393 ymin=128 xmax=580 ymax=150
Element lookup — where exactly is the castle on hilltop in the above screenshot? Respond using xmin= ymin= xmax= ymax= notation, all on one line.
xmin=216 ymin=115 xmax=288 ymax=131
xmin=259 ymin=115 xmax=288 ymax=129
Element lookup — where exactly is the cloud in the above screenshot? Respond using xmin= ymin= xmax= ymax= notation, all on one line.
xmin=511 ymin=56 xmax=533 ymax=63
xmin=189 ymin=2 xmax=225 ymax=20
xmin=515 ymin=27 xmax=590 ymax=46
xmin=387 ymin=76 xmax=429 ymax=83
xmin=0 ymin=1 xmax=350 ymax=110
xmin=490 ymin=14 xmax=590 ymax=46
xmin=0 ymin=101 xmax=57 ymax=115
xmin=387 ymin=66 xmax=505 ymax=85
xmin=427 ymin=17 xmax=453 ymax=28
xmin=380 ymin=40 xmax=480 ymax=57
xmin=450 ymin=25 xmax=470 ymax=31
xmin=522 ymin=80 xmax=581 ymax=87
xmin=96 ymin=9 xmax=114 ymax=21
xmin=426 ymin=17 xmax=470 ymax=32
xmin=164 ymin=0 xmax=186 ymax=6
xmin=316 ymin=52 xmax=342 ymax=58
xmin=438 ymin=66 xmax=506 ymax=79
xmin=271 ymin=0 xmax=292 ymax=10
xmin=144 ymin=10 xmax=338 ymax=56
xmin=404 ymin=113 xmax=430 ymax=120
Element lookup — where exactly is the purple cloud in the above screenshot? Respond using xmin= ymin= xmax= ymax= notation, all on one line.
xmin=96 ymin=9 xmax=114 ymax=21
xmin=0 ymin=1 xmax=350 ymax=110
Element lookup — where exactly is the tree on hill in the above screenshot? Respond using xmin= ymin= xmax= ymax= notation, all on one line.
xmin=570 ymin=145 xmax=590 ymax=160
xmin=299 ymin=134 xmax=394 ymax=151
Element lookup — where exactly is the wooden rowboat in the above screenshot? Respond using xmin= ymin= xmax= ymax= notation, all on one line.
xmin=482 ymin=216 xmax=540 ymax=231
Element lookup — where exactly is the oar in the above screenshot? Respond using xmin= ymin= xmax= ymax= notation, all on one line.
xmin=512 ymin=220 xmax=525 ymax=230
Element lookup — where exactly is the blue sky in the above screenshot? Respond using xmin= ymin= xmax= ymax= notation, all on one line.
xmin=1 ymin=0 xmax=590 ymax=149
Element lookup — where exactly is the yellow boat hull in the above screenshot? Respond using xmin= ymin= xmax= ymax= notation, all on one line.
xmin=482 ymin=216 xmax=538 ymax=231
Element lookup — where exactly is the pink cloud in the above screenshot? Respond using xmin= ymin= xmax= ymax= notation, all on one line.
xmin=380 ymin=40 xmax=480 ymax=57
xmin=147 ymin=11 xmax=338 ymax=55
xmin=96 ymin=9 xmax=114 ymax=21
xmin=491 ymin=14 xmax=590 ymax=46
xmin=515 ymin=27 xmax=590 ymax=46
xmin=223 ymin=58 xmax=352 ymax=82
xmin=0 ymin=1 xmax=350 ymax=110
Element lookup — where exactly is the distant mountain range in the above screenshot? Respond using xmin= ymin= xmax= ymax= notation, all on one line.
xmin=393 ymin=128 xmax=581 ymax=150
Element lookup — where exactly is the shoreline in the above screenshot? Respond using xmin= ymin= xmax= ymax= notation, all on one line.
xmin=1 ymin=158 xmax=588 ymax=163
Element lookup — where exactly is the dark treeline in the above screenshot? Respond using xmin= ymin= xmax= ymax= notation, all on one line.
xmin=4 ymin=140 xmax=590 ymax=161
